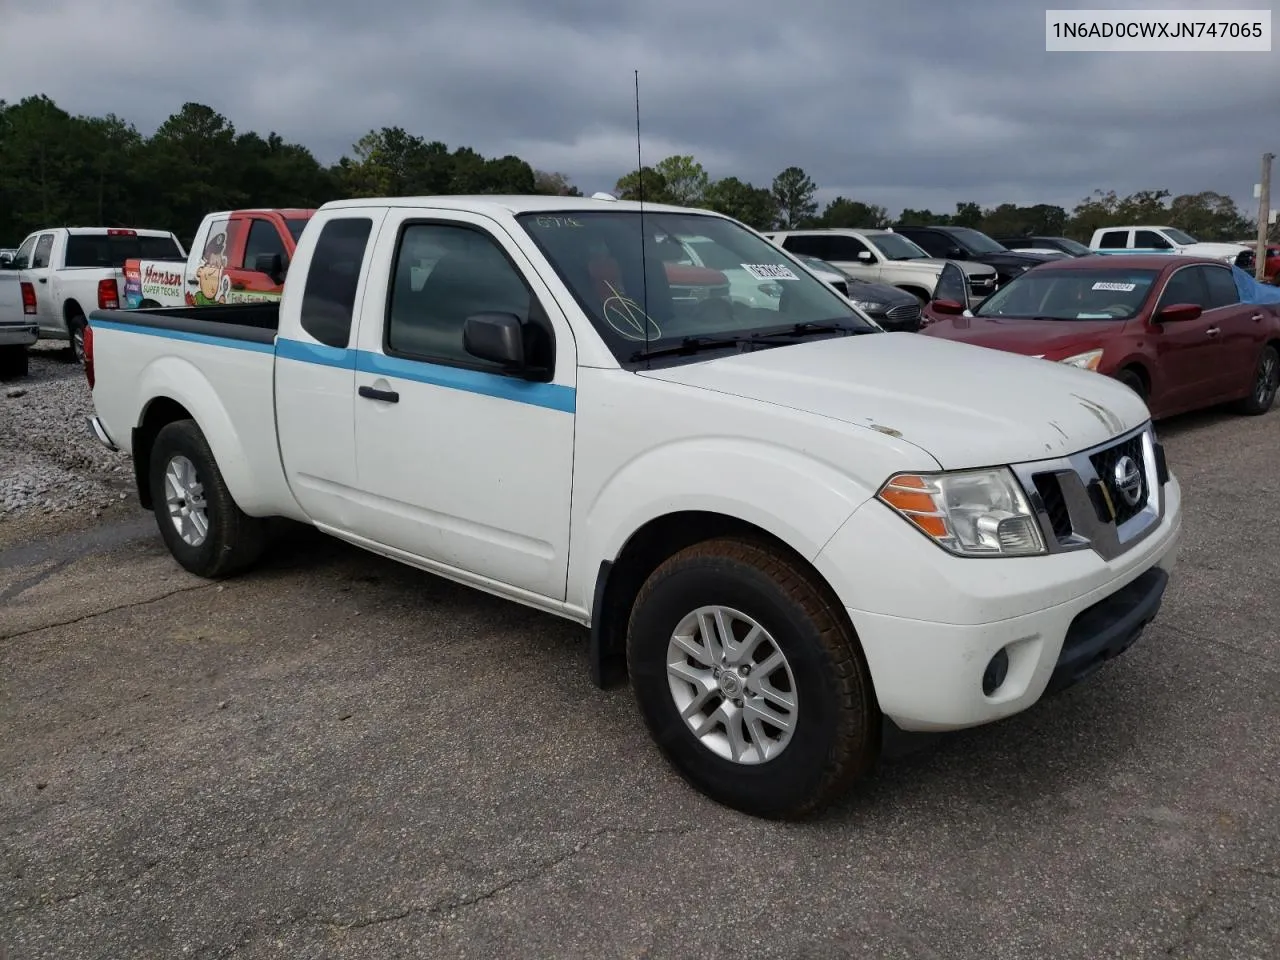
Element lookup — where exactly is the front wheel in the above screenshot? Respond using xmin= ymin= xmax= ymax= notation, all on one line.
xmin=626 ymin=538 xmax=879 ymax=819
xmin=1236 ymin=344 xmax=1278 ymax=416
xmin=149 ymin=419 xmax=266 ymax=578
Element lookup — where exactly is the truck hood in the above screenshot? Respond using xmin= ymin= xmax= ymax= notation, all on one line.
xmin=638 ymin=332 xmax=1149 ymax=469
xmin=897 ymin=258 xmax=999 ymax=278
xmin=919 ymin=315 xmax=1120 ymax=359
xmin=1181 ymin=242 xmax=1248 ymax=258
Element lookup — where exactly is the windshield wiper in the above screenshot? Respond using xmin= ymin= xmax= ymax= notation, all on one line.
xmin=748 ymin=321 xmax=873 ymax=343
xmin=628 ymin=335 xmax=754 ymax=362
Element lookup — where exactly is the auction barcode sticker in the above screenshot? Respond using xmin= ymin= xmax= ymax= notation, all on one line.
xmin=1046 ymin=9 xmax=1271 ymax=51
xmin=742 ymin=264 xmax=799 ymax=281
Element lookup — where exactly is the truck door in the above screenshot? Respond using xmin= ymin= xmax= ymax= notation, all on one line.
xmin=350 ymin=210 xmax=578 ymax=600
xmin=274 ymin=210 xmax=385 ymax=530
xmin=227 ymin=216 xmax=290 ymax=302
xmin=22 ymin=233 xmax=60 ymax=335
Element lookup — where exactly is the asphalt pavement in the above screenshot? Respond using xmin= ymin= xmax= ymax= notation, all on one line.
xmin=2 ymin=403 xmax=1278 ymax=959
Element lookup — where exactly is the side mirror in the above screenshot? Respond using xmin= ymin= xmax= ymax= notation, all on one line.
xmin=464 ymin=313 xmax=527 ymax=371
xmin=1155 ymin=302 xmax=1202 ymax=323
xmin=947 ymin=247 xmax=966 ymax=259
xmin=856 ymin=250 xmax=874 ymax=262
xmin=253 ymin=252 xmax=286 ymax=284
xmin=930 ymin=298 xmax=966 ymax=316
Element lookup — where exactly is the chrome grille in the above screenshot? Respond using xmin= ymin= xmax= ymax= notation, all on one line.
xmin=1010 ymin=424 xmax=1167 ymax=562
xmin=885 ymin=303 xmax=922 ymax=322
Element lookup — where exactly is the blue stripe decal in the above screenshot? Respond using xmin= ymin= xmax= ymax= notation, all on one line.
xmin=92 ymin=322 xmax=575 ymax=413
xmin=90 ymin=318 xmax=275 ymax=354
xmin=275 ymin=337 xmax=354 ymax=369
xmin=356 ymin=350 xmax=576 ymax=413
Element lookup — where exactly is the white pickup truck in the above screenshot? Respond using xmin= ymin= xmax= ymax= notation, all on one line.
xmin=84 ymin=195 xmax=1183 ymax=818
xmin=1089 ymin=225 xmax=1248 ymax=261
xmin=0 ymin=226 xmax=185 ymax=365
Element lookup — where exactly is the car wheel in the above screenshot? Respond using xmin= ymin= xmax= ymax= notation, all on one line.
xmin=626 ymin=537 xmax=879 ymax=819
xmin=1235 ymin=344 xmax=1279 ymax=416
xmin=67 ymin=311 xmax=87 ymax=364
xmin=1116 ymin=368 xmax=1146 ymax=401
xmin=149 ymin=419 xmax=267 ymax=578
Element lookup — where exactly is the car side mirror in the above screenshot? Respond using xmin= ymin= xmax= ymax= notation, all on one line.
xmin=856 ymin=250 xmax=874 ymax=261
xmin=947 ymin=247 xmax=965 ymax=259
xmin=930 ymin=298 xmax=966 ymax=316
xmin=464 ymin=313 xmax=529 ymax=372
xmin=1155 ymin=302 xmax=1202 ymax=323
xmin=253 ymin=252 xmax=286 ymax=284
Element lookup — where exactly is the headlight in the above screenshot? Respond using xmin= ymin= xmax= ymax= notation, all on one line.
xmin=878 ymin=468 xmax=1046 ymax=557
xmin=849 ymin=299 xmax=884 ymax=312
xmin=1059 ymin=348 xmax=1103 ymax=371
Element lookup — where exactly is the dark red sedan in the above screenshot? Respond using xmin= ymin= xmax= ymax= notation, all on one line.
xmin=919 ymin=255 xmax=1280 ymax=420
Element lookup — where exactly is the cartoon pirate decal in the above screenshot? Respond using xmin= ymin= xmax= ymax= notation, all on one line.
xmin=187 ymin=227 xmax=232 ymax=305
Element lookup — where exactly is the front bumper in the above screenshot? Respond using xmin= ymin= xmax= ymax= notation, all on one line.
xmin=813 ymin=471 xmax=1182 ymax=732
xmin=0 ymin=322 xmax=38 ymax=347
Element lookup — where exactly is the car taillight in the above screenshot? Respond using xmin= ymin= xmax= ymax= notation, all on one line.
xmin=84 ymin=324 xmax=95 ymax=389
xmin=98 ymin=278 xmax=119 ymax=310
xmin=20 ymin=281 xmax=36 ymax=315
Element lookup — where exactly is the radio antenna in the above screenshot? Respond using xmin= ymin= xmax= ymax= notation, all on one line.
xmin=635 ymin=68 xmax=651 ymax=368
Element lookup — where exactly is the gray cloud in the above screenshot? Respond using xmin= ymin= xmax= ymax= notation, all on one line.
xmin=1 ymin=0 xmax=1274 ymax=218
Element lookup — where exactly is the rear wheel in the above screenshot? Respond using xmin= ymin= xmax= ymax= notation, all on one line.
xmin=1236 ymin=344 xmax=1278 ymax=416
xmin=0 ymin=346 xmax=28 ymax=381
xmin=626 ymin=537 xmax=879 ymax=819
xmin=66 ymin=310 xmax=87 ymax=364
xmin=149 ymin=419 xmax=266 ymax=578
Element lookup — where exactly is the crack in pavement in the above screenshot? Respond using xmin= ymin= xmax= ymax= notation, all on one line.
xmin=311 ymin=825 xmax=698 ymax=935
xmin=0 ymin=581 xmax=216 ymax=642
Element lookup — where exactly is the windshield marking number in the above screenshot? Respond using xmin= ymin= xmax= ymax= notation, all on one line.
xmin=1092 ymin=281 xmax=1137 ymax=292
xmin=741 ymin=264 xmax=799 ymax=281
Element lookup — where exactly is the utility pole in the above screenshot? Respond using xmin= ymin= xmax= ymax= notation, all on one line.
xmin=1257 ymin=152 xmax=1273 ymax=282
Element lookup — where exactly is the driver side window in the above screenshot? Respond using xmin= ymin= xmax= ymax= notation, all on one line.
xmin=241 ymin=219 xmax=287 ymax=272
xmin=826 ymin=235 xmax=872 ymax=261
xmin=12 ymin=236 xmax=36 ymax=270
xmin=1157 ymin=266 xmax=1207 ymax=310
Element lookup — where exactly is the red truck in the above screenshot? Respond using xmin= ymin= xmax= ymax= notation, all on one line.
xmin=920 ymin=255 xmax=1280 ymax=420
xmin=123 ymin=208 xmax=315 ymax=309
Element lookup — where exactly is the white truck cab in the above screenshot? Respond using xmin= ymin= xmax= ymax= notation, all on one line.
xmin=1090 ymin=225 xmax=1248 ymax=261
xmin=83 ymin=195 xmax=1182 ymax=819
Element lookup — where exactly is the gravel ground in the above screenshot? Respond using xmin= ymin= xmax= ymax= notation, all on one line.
xmin=0 ymin=344 xmax=134 ymax=518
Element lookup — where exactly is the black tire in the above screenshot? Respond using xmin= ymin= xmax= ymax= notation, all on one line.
xmin=1116 ymin=367 xmax=1146 ymax=401
xmin=626 ymin=537 xmax=879 ymax=819
xmin=66 ymin=310 xmax=87 ymax=364
xmin=148 ymin=419 xmax=267 ymax=578
xmin=0 ymin=346 xmax=28 ymax=381
xmin=1235 ymin=344 xmax=1278 ymax=416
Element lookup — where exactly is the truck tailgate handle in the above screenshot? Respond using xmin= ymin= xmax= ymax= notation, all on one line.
xmin=358 ymin=385 xmax=399 ymax=403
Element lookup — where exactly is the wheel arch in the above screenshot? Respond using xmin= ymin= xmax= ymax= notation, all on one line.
xmin=588 ymin=510 xmax=857 ymax=690
xmin=131 ymin=395 xmax=195 ymax=509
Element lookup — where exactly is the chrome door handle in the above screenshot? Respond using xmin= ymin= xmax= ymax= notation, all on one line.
xmin=1251 ymin=313 xmax=1265 ymax=322
xmin=1205 ymin=326 xmax=1221 ymax=337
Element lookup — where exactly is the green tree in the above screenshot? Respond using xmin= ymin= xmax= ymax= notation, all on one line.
xmin=818 ymin=196 xmax=889 ymax=229
xmin=652 ymin=155 xmax=709 ymax=206
xmin=614 ymin=166 xmax=672 ymax=203
xmin=952 ymin=201 xmax=984 ymax=228
xmin=533 ymin=170 xmax=583 ymax=196
xmin=771 ymin=166 xmax=817 ymax=228
xmin=897 ymin=208 xmax=951 ymax=226
xmin=703 ymin=176 xmax=777 ymax=229
xmin=1167 ymin=191 xmax=1251 ymax=241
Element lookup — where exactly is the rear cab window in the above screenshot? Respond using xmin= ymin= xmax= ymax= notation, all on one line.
xmin=1097 ymin=230 xmax=1130 ymax=249
xmin=298 ymin=217 xmax=375 ymax=349
xmin=64 ymin=232 xmax=183 ymax=268
xmin=31 ymin=234 xmax=54 ymax=268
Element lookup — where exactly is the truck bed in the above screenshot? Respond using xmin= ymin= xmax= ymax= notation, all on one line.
xmin=92 ymin=302 xmax=280 ymax=345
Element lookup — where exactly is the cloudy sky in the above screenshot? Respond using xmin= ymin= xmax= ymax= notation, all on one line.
xmin=1 ymin=0 xmax=1275 ymax=219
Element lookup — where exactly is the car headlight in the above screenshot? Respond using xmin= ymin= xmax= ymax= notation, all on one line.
xmin=1059 ymin=348 xmax=1103 ymax=371
xmin=877 ymin=468 xmax=1046 ymax=557
xmin=849 ymin=299 xmax=884 ymax=312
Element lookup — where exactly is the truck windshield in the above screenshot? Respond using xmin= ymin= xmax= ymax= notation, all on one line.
xmin=974 ymin=268 xmax=1160 ymax=320
xmin=65 ymin=234 xmax=183 ymax=268
xmin=947 ymin=228 xmax=1007 ymax=254
xmin=1163 ymin=227 xmax=1197 ymax=245
xmin=285 ymin=218 xmax=311 ymax=242
xmin=517 ymin=210 xmax=876 ymax=362
xmin=866 ymin=233 xmax=930 ymax=261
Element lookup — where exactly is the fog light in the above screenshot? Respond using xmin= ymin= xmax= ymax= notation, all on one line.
xmin=982 ymin=648 xmax=1010 ymax=696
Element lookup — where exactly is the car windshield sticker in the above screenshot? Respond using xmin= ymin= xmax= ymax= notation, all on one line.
xmin=1092 ymin=281 xmax=1137 ymax=292
xmin=741 ymin=264 xmax=799 ymax=281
